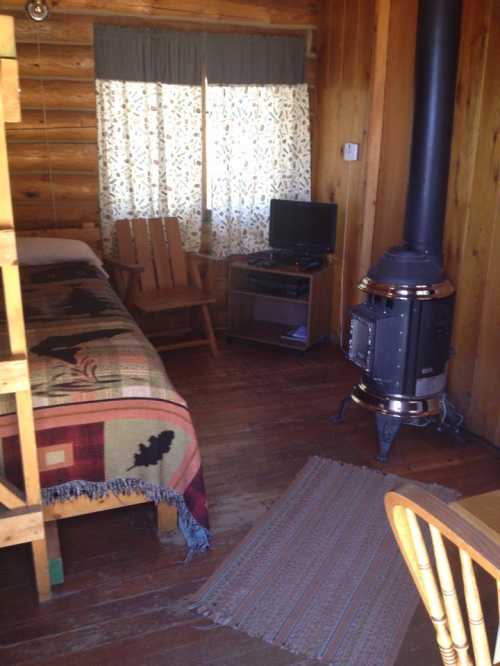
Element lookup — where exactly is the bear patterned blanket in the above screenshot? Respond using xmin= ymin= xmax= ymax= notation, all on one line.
xmin=0 ymin=262 xmax=210 ymax=556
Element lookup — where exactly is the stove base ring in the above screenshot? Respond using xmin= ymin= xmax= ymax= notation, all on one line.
xmin=351 ymin=383 xmax=442 ymax=419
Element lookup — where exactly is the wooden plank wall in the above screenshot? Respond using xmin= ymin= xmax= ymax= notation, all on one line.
xmin=314 ymin=0 xmax=500 ymax=445
xmin=371 ymin=0 xmax=500 ymax=445
xmin=313 ymin=0 xmax=375 ymax=343
xmin=370 ymin=0 xmax=416 ymax=264
xmin=445 ymin=0 xmax=500 ymax=444
xmin=4 ymin=0 xmax=319 ymax=237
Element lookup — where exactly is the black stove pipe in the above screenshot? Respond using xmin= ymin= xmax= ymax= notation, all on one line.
xmin=403 ymin=0 xmax=462 ymax=260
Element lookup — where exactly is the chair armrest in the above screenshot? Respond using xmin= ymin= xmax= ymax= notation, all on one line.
xmin=187 ymin=252 xmax=218 ymax=265
xmin=104 ymin=258 xmax=143 ymax=306
xmin=104 ymin=258 xmax=144 ymax=274
xmin=187 ymin=253 xmax=216 ymax=295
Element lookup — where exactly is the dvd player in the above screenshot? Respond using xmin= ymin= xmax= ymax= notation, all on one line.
xmin=246 ymin=250 xmax=324 ymax=271
xmin=248 ymin=272 xmax=309 ymax=299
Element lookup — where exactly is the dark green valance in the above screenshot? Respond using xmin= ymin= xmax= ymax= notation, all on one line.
xmin=94 ymin=25 xmax=203 ymax=85
xmin=206 ymin=33 xmax=305 ymax=85
xmin=94 ymin=25 xmax=306 ymax=86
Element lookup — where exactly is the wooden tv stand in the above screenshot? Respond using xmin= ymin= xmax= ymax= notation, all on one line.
xmin=227 ymin=258 xmax=333 ymax=350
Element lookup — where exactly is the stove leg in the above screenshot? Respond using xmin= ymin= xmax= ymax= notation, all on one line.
xmin=330 ymin=394 xmax=353 ymax=424
xmin=375 ymin=413 xmax=402 ymax=463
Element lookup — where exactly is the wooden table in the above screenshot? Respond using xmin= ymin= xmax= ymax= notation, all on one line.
xmin=451 ymin=489 xmax=500 ymax=542
xmin=450 ymin=488 xmax=500 ymax=663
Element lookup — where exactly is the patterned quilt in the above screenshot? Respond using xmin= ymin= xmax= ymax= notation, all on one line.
xmin=0 ymin=262 xmax=210 ymax=555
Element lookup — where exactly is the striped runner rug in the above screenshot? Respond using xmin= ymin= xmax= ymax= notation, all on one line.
xmin=192 ymin=457 xmax=458 ymax=665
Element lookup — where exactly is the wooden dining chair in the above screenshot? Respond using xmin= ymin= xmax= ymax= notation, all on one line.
xmin=107 ymin=217 xmax=218 ymax=355
xmin=385 ymin=484 xmax=500 ymax=666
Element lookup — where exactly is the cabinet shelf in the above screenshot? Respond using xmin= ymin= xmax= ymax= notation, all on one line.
xmin=231 ymin=288 xmax=309 ymax=305
xmin=228 ymin=321 xmax=308 ymax=350
xmin=227 ymin=259 xmax=333 ymax=351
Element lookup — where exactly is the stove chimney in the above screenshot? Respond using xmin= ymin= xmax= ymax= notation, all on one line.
xmin=404 ymin=0 xmax=461 ymax=259
xmin=336 ymin=0 xmax=462 ymax=461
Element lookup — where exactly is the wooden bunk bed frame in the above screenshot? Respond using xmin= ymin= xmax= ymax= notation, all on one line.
xmin=0 ymin=15 xmax=176 ymax=597
xmin=0 ymin=15 xmax=51 ymax=602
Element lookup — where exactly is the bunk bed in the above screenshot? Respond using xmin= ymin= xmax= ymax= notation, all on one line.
xmin=0 ymin=18 xmax=209 ymax=597
xmin=0 ymin=14 xmax=50 ymax=601
xmin=0 ymin=250 xmax=211 ymax=569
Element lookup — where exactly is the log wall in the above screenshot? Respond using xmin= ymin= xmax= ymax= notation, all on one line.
xmin=4 ymin=0 xmax=319 ymax=236
xmin=5 ymin=12 xmax=99 ymax=230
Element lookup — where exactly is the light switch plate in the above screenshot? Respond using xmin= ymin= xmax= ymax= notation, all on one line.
xmin=343 ymin=142 xmax=360 ymax=161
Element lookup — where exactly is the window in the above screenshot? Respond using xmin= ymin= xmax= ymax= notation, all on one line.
xmin=95 ymin=26 xmax=310 ymax=257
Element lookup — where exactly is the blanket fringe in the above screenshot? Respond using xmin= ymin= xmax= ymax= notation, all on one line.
xmin=42 ymin=478 xmax=211 ymax=559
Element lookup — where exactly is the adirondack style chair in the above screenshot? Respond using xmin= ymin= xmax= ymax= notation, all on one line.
xmin=386 ymin=484 xmax=500 ymax=666
xmin=107 ymin=217 xmax=218 ymax=356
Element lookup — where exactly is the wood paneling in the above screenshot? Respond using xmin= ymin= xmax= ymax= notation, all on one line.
xmin=315 ymin=0 xmax=500 ymax=446
xmin=17 ymin=43 xmax=94 ymax=79
xmin=341 ymin=0 xmax=376 ymax=311
xmin=444 ymin=0 xmax=495 ymax=422
xmin=355 ymin=0 xmax=391 ymax=293
xmin=13 ymin=12 xmax=315 ymax=46
xmin=11 ymin=173 xmax=98 ymax=201
xmin=6 ymin=109 xmax=97 ymax=142
xmin=4 ymin=0 xmax=318 ymax=27
xmin=313 ymin=0 xmax=375 ymax=341
xmin=19 ymin=79 xmax=96 ymax=110
xmin=13 ymin=12 xmax=95 ymax=44
xmin=12 ymin=201 xmax=99 ymax=227
xmin=370 ymin=0 xmax=417 ymax=264
xmin=454 ymin=0 xmax=500 ymax=442
xmin=8 ymin=142 xmax=97 ymax=172
xmin=375 ymin=0 xmax=500 ymax=446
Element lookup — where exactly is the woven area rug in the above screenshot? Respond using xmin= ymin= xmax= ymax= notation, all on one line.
xmin=192 ymin=457 xmax=458 ymax=666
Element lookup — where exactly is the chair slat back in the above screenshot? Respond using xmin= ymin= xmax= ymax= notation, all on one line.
xmin=430 ymin=525 xmax=472 ymax=666
xmin=149 ymin=218 xmax=173 ymax=288
xmin=116 ymin=219 xmax=135 ymax=265
xmin=385 ymin=485 xmax=500 ymax=666
xmin=115 ymin=217 xmax=188 ymax=293
xmin=132 ymin=219 xmax=156 ymax=292
xmin=164 ymin=217 xmax=188 ymax=287
xmin=461 ymin=549 xmax=491 ymax=665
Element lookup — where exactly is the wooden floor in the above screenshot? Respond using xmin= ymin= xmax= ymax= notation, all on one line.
xmin=1 ymin=341 xmax=499 ymax=665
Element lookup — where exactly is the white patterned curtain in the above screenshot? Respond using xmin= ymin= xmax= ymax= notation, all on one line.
xmin=96 ymin=79 xmax=202 ymax=254
xmin=207 ymin=83 xmax=311 ymax=257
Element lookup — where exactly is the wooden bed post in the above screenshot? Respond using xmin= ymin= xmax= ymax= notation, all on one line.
xmin=157 ymin=502 xmax=178 ymax=535
xmin=0 ymin=15 xmax=51 ymax=602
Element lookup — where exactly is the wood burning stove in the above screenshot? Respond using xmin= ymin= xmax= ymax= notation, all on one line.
xmin=335 ymin=0 xmax=463 ymax=462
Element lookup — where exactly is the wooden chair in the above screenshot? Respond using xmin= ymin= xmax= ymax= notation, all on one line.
xmin=385 ymin=484 xmax=500 ymax=666
xmin=107 ymin=217 xmax=218 ymax=356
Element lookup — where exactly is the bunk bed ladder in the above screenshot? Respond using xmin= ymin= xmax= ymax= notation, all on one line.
xmin=0 ymin=15 xmax=51 ymax=602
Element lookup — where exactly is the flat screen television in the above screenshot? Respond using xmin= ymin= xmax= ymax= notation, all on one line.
xmin=269 ymin=199 xmax=337 ymax=254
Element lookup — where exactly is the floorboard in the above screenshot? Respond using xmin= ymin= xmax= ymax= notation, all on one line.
xmin=1 ymin=340 xmax=499 ymax=665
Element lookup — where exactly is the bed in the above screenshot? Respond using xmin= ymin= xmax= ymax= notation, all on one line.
xmin=0 ymin=240 xmax=210 ymax=572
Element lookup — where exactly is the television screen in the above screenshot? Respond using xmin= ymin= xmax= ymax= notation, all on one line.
xmin=269 ymin=199 xmax=337 ymax=254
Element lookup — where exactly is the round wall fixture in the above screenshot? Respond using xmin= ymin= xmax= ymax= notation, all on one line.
xmin=25 ymin=0 xmax=50 ymax=22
